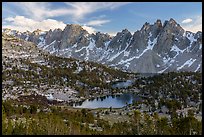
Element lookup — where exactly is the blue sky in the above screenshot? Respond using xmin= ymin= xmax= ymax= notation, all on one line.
xmin=2 ymin=2 xmax=202 ymax=35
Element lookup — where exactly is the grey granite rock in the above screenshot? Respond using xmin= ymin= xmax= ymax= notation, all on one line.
xmin=3 ymin=18 xmax=202 ymax=73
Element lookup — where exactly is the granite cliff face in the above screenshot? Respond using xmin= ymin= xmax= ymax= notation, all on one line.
xmin=3 ymin=18 xmax=202 ymax=73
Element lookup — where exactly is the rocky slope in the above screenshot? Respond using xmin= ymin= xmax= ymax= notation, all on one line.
xmin=3 ymin=18 xmax=202 ymax=73
xmin=2 ymin=33 xmax=135 ymax=103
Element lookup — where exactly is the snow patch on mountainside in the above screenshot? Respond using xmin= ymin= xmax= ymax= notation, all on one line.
xmin=177 ymin=58 xmax=196 ymax=71
xmin=72 ymin=43 xmax=78 ymax=48
xmin=163 ymin=56 xmax=171 ymax=64
xmin=199 ymin=44 xmax=202 ymax=50
xmin=117 ymin=56 xmax=136 ymax=65
xmin=135 ymin=48 xmax=148 ymax=59
xmin=158 ymin=66 xmax=170 ymax=73
xmin=170 ymin=44 xmax=186 ymax=58
xmin=186 ymin=32 xmax=197 ymax=45
xmin=87 ymin=38 xmax=95 ymax=50
xmin=108 ymin=50 xmax=123 ymax=62
xmin=186 ymin=32 xmax=197 ymax=52
xmin=108 ymin=41 xmax=130 ymax=62
xmin=43 ymin=40 xmax=56 ymax=50
xmin=25 ymin=36 xmax=29 ymax=41
xmin=85 ymin=38 xmax=96 ymax=61
xmin=104 ymin=41 xmax=110 ymax=49
xmin=38 ymin=36 xmax=46 ymax=48
xmin=194 ymin=64 xmax=201 ymax=72
xmin=147 ymin=32 xmax=158 ymax=50
xmin=75 ymin=47 xmax=86 ymax=52
xmin=124 ymin=51 xmax=130 ymax=57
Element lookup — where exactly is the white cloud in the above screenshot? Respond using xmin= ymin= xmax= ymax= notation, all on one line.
xmin=82 ymin=25 xmax=96 ymax=34
xmin=65 ymin=2 xmax=130 ymax=21
xmin=181 ymin=15 xmax=202 ymax=33
xmin=3 ymin=16 xmax=66 ymax=32
xmin=4 ymin=2 xmax=130 ymax=34
xmin=86 ymin=19 xmax=110 ymax=26
xmin=108 ymin=32 xmax=117 ymax=37
xmin=3 ymin=15 xmax=98 ymax=34
xmin=12 ymin=2 xmax=130 ymax=22
xmin=15 ymin=2 xmax=74 ymax=21
xmin=3 ymin=2 xmax=131 ymax=34
xmin=4 ymin=17 xmax=15 ymax=21
xmin=181 ymin=18 xmax=193 ymax=24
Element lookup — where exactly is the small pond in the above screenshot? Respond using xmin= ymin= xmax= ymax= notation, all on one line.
xmin=73 ymin=93 xmax=141 ymax=109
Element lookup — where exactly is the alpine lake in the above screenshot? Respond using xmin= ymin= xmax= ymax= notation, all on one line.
xmin=73 ymin=80 xmax=142 ymax=109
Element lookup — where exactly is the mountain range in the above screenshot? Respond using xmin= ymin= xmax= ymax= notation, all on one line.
xmin=2 ymin=18 xmax=202 ymax=73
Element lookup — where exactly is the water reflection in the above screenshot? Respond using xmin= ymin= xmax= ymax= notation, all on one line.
xmin=73 ymin=93 xmax=141 ymax=109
